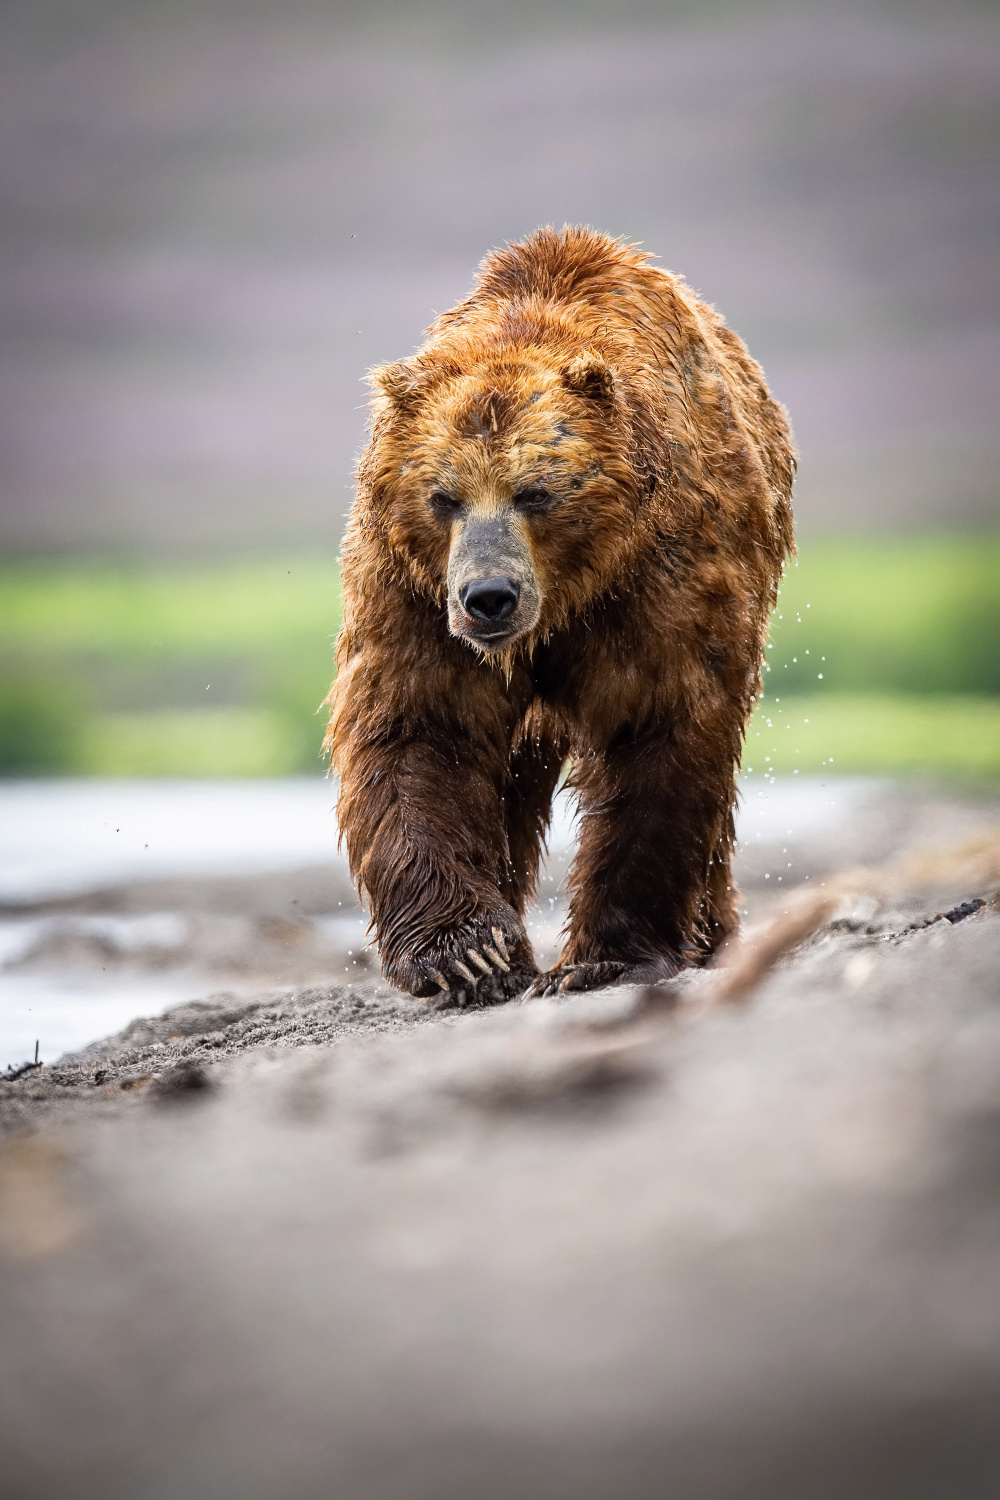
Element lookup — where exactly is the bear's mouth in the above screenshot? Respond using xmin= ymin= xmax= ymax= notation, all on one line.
xmin=466 ymin=623 xmax=521 ymax=649
xmin=449 ymin=611 xmax=530 ymax=653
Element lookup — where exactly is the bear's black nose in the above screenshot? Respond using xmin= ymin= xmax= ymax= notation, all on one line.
xmin=459 ymin=577 xmax=521 ymax=624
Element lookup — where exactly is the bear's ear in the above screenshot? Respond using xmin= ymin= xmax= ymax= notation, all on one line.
xmin=368 ymin=361 xmax=420 ymax=408
xmin=562 ymin=351 xmax=615 ymax=404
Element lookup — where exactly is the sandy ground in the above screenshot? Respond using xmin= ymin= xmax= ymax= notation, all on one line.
xmin=1 ymin=779 xmax=999 ymax=1498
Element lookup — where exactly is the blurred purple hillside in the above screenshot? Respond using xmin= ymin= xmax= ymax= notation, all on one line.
xmin=1 ymin=0 xmax=998 ymax=555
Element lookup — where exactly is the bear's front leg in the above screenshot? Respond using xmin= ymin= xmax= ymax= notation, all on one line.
xmin=337 ymin=730 xmax=539 ymax=1008
xmin=528 ymin=720 xmax=738 ymax=998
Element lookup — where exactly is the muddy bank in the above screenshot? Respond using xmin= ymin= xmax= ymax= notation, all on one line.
xmin=1 ymin=786 xmax=999 ymax=1498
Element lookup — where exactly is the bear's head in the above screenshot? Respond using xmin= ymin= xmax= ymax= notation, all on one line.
xmin=367 ymin=348 xmax=649 ymax=655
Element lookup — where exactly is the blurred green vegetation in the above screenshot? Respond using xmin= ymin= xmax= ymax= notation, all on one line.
xmin=0 ymin=555 xmax=341 ymax=776
xmin=764 ymin=533 xmax=1000 ymax=695
xmin=0 ymin=676 xmax=80 ymax=774
xmin=0 ymin=535 xmax=996 ymax=778
xmin=743 ymin=531 xmax=1000 ymax=780
xmin=745 ymin=695 xmax=1000 ymax=779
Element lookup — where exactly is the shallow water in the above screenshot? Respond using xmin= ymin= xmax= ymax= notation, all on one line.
xmin=1 ymin=775 xmax=878 ymax=1069
xmin=0 ymin=777 xmax=341 ymax=902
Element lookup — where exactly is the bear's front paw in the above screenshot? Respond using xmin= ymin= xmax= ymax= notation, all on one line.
xmin=389 ymin=914 xmax=537 ymax=1009
xmin=525 ymin=955 xmax=681 ymax=999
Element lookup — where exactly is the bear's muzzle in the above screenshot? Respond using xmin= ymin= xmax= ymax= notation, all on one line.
xmin=446 ymin=510 xmax=541 ymax=651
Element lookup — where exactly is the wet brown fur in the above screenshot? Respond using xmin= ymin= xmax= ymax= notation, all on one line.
xmin=326 ymin=226 xmax=795 ymax=1002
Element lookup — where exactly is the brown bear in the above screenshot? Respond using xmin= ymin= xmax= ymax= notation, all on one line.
xmin=326 ymin=226 xmax=795 ymax=1004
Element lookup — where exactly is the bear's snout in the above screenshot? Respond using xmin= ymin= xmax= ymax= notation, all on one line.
xmin=446 ymin=509 xmax=541 ymax=650
xmin=459 ymin=576 xmax=521 ymax=625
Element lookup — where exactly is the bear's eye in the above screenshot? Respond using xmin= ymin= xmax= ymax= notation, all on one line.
xmin=428 ymin=490 xmax=462 ymax=515
xmin=513 ymin=486 xmax=553 ymax=512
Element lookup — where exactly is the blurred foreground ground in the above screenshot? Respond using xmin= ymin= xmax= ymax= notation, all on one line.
xmin=1 ymin=775 xmax=999 ymax=1497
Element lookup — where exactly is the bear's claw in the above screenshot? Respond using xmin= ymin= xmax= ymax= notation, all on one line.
xmin=490 ymin=928 xmax=511 ymax=962
xmin=525 ymin=960 xmax=656 ymax=999
xmin=389 ymin=912 xmax=538 ymax=1007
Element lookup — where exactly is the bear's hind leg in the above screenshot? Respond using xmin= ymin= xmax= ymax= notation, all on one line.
xmin=703 ymin=820 xmax=740 ymax=956
xmin=500 ymin=732 xmax=569 ymax=917
xmin=528 ymin=722 xmax=738 ymax=997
